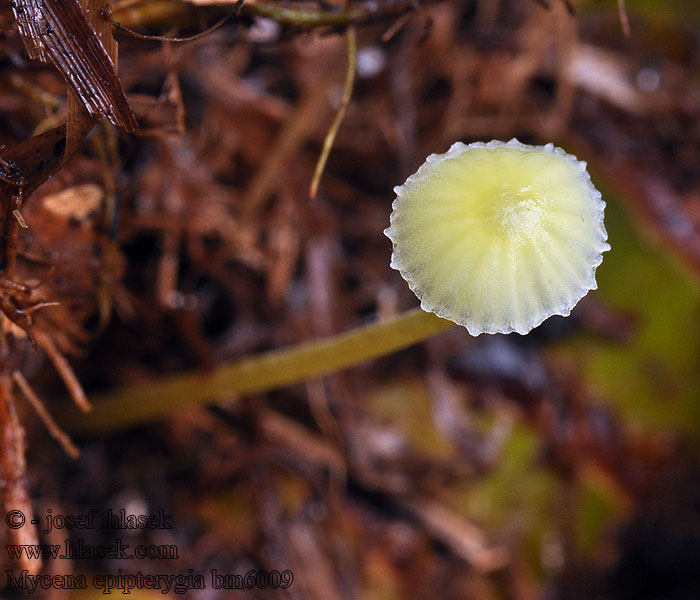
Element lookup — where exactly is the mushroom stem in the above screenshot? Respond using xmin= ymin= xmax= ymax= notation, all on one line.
xmin=63 ymin=308 xmax=453 ymax=433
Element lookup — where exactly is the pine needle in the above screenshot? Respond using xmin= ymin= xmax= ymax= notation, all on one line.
xmin=34 ymin=331 xmax=92 ymax=413
xmin=13 ymin=371 xmax=80 ymax=459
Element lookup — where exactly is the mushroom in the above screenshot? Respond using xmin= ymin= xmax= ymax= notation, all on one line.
xmin=385 ymin=139 xmax=610 ymax=335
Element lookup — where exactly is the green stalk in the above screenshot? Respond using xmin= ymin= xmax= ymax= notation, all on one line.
xmin=113 ymin=0 xmax=447 ymax=31
xmin=310 ymin=26 xmax=356 ymax=199
xmin=65 ymin=308 xmax=453 ymax=433
xmin=245 ymin=1 xmax=369 ymax=27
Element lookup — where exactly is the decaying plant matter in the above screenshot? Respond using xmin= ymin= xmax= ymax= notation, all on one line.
xmin=0 ymin=0 xmax=134 ymax=571
xmin=1 ymin=0 xmax=700 ymax=597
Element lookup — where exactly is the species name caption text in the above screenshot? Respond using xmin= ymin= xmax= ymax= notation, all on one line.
xmin=4 ymin=510 xmax=293 ymax=594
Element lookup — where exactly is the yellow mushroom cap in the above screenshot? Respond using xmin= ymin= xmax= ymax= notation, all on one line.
xmin=384 ymin=139 xmax=610 ymax=335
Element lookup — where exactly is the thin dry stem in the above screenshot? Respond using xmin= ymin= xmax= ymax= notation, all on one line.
xmin=242 ymin=75 xmax=330 ymax=219
xmin=617 ymin=0 xmax=631 ymax=38
xmin=113 ymin=2 xmax=242 ymax=42
xmin=13 ymin=371 xmax=80 ymax=459
xmin=34 ymin=331 xmax=92 ymax=413
xmin=310 ymin=26 xmax=357 ymax=199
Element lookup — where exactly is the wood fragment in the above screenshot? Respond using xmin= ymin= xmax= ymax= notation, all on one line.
xmin=0 ymin=378 xmax=41 ymax=574
xmin=0 ymin=126 xmax=66 ymax=276
xmin=0 ymin=126 xmax=66 ymax=199
xmin=10 ymin=0 xmax=137 ymax=131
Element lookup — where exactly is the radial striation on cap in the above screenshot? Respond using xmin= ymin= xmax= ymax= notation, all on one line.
xmin=384 ymin=139 xmax=610 ymax=335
